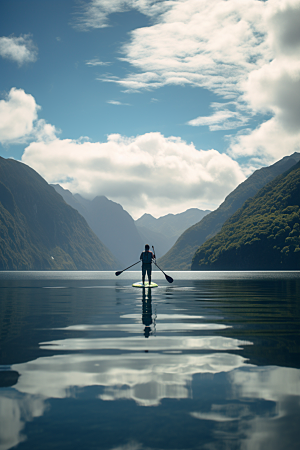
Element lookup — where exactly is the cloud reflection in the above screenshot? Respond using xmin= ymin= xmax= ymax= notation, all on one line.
xmin=191 ymin=366 xmax=300 ymax=450
xmin=39 ymin=335 xmax=249 ymax=352
xmin=0 ymin=393 xmax=46 ymax=450
xmin=13 ymin=352 xmax=248 ymax=406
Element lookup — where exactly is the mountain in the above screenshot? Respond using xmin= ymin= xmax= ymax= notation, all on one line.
xmin=52 ymin=185 xmax=143 ymax=267
xmin=135 ymin=208 xmax=210 ymax=258
xmin=192 ymin=161 xmax=300 ymax=270
xmin=158 ymin=152 xmax=300 ymax=270
xmin=135 ymin=225 xmax=173 ymax=258
xmin=0 ymin=158 xmax=118 ymax=270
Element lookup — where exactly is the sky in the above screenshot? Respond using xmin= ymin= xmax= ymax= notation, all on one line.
xmin=1 ymin=0 xmax=300 ymax=219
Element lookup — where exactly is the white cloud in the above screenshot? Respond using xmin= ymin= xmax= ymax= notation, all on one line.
xmin=0 ymin=88 xmax=40 ymax=145
xmin=75 ymin=0 xmax=167 ymax=30
xmin=80 ymin=0 xmax=300 ymax=163
xmin=230 ymin=0 xmax=300 ymax=160
xmin=188 ymin=102 xmax=250 ymax=131
xmin=107 ymin=100 xmax=131 ymax=105
xmin=22 ymin=128 xmax=245 ymax=218
xmin=99 ymin=0 xmax=269 ymax=97
xmin=86 ymin=58 xmax=110 ymax=66
xmin=0 ymin=34 xmax=37 ymax=65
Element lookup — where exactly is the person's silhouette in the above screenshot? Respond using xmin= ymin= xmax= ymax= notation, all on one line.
xmin=140 ymin=244 xmax=155 ymax=285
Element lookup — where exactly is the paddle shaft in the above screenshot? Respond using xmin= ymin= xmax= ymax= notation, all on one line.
xmin=115 ymin=260 xmax=140 ymax=276
xmin=151 ymin=245 xmax=173 ymax=283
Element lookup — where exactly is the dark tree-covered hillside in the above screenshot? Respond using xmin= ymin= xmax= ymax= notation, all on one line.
xmin=159 ymin=153 xmax=300 ymax=270
xmin=0 ymin=157 xmax=118 ymax=270
xmin=192 ymin=161 xmax=300 ymax=270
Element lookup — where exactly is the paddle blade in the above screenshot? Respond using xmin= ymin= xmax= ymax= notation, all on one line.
xmin=115 ymin=271 xmax=122 ymax=276
xmin=165 ymin=274 xmax=173 ymax=283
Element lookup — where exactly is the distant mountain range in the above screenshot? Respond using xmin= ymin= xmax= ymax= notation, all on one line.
xmin=53 ymin=185 xmax=209 ymax=263
xmin=192 ymin=160 xmax=300 ymax=270
xmin=52 ymin=185 xmax=143 ymax=267
xmin=159 ymin=152 xmax=300 ymax=270
xmin=2 ymin=153 xmax=300 ymax=271
xmin=0 ymin=158 xmax=118 ymax=270
xmin=135 ymin=209 xmax=210 ymax=257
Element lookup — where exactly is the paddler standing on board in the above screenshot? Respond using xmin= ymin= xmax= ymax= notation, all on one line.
xmin=140 ymin=244 xmax=155 ymax=286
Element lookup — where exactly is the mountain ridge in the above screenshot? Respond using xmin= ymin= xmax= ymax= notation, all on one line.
xmin=0 ymin=157 xmax=118 ymax=270
xmin=52 ymin=185 xmax=143 ymax=267
xmin=135 ymin=208 xmax=210 ymax=257
xmin=158 ymin=152 xmax=300 ymax=270
xmin=192 ymin=160 xmax=300 ymax=270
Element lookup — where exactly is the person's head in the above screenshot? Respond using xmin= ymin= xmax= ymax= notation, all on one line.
xmin=145 ymin=244 xmax=150 ymax=251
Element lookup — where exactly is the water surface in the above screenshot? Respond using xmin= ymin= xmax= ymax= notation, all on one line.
xmin=0 ymin=271 xmax=300 ymax=450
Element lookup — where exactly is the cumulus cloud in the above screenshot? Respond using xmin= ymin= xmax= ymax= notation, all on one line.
xmin=0 ymin=88 xmax=40 ymax=145
xmin=0 ymin=34 xmax=37 ymax=65
xmin=231 ymin=0 xmax=300 ymax=159
xmin=79 ymin=0 xmax=300 ymax=163
xmin=22 ymin=128 xmax=245 ymax=218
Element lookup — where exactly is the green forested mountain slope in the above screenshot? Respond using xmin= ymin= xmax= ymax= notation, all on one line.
xmin=192 ymin=161 xmax=300 ymax=270
xmin=159 ymin=152 xmax=300 ymax=270
xmin=0 ymin=158 xmax=118 ymax=270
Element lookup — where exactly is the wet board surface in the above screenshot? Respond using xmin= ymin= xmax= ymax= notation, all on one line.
xmin=132 ymin=281 xmax=158 ymax=288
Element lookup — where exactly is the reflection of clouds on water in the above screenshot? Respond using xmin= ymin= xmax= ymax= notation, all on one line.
xmin=13 ymin=352 xmax=248 ymax=406
xmin=110 ymin=441 xmax=146 ymax=450
xmin=57 ymin=322 xmax=228 ymax=332
xmin=3 ymin=360 xmax=300 ymax=450
xmin=191 ymin=366 xmax=300 ymax=450
xmin=0 ymin=393 xmax=46 ymax=450
xmin=231 ymin=366 xmax=300 ymax=401
xmin=39 ymin=335 xmax=250 ymax=352
xmin=231 ymin=366 xmax=300 ymax=450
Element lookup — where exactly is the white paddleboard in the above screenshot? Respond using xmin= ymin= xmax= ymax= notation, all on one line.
xmin=132 ymin=281 xmax=158 ymax=288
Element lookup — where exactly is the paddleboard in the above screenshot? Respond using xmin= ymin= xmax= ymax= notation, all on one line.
xmin=132 ymin=281 xmax=158 ymax=288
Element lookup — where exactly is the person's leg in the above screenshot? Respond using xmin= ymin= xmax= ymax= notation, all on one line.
xmin=142 ymin=266 xmax=146 ymax=285
xmin=147 ymin=265 xmax=152 ymax=285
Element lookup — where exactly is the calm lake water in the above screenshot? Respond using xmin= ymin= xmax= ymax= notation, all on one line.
xmin=1 ymin=271 xmax=300 ymax=450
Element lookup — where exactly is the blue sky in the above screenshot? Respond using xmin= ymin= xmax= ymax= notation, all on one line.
xmin=1 ymin=0 xmax=300 ymax=218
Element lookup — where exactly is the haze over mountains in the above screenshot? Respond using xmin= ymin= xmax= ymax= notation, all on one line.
xmin=0 ymin=158 xmax=117 ymax=270
xmin=52 ymin=185 xmax=143 ymax=267
xmin=1 ymin=153 xmax=300 ymax=271
xmin=159 ymin=152 xmax=300 ymax=270
xmin=53 ymin=185 xmax=209 ymax=264
xmin=135 ymin=209 xmax=210 ymax=257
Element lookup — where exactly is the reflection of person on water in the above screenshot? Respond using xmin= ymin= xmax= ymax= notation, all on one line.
xmin=142 ymin=288 xmax=152 ymax=338
xmin=140 ymin=244 xmax=155 ymax=285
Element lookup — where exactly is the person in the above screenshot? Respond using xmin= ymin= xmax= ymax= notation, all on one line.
xmin=140 ymin=244 xmax=155 ymax=285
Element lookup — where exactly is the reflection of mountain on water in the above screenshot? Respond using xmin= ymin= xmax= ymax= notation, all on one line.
xmin=0 ymin=370 xmax=19 ymax=388
xmin=189 ymin=278 xmax=300 ymax=369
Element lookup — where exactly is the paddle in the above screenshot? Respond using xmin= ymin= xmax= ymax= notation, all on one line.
xmin=152 ymin=246 xmax=173 ymax=283
xmin=115 ymin=261 xmax=140 ymax=276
